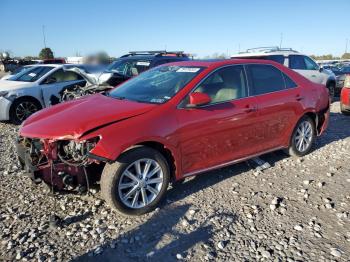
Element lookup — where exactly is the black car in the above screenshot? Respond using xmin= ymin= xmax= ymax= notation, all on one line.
xmin=101 ymin=51 xmax=190 ymax=86
xmin=334 ymin=65 xmax=350 ymax=90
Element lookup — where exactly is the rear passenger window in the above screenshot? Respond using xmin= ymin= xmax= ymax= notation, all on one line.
xmin=283 ymin=73 xmax=297 ymax=89
xmin=289 ymin=55 xmax=306 ymax=70
xmin=265 ymin=55 xmax=285 ymax=65
xmin=248 ymin=64 xmax=285 ymax=95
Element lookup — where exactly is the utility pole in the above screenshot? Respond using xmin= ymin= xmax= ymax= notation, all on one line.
xmin=42 ymin=25 xmax=47 ymax=48
xmin=279 ymin=33 xmax=283 ymax=48
xmin=346 ymin=38 xmax=348 ymax=54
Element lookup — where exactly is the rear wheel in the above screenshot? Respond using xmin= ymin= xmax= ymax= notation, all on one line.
xmin=100 ymin=146 xmax=170 ymax=216
xmin=10 ymin=97 xmax=42 ymax=125
xmin=288 ymin=116 xmax=315 ymax=157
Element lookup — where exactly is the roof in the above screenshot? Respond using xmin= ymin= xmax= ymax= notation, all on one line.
xmin=231 ymin=46 xmax=302 ymax=58
xmin=30 ymin=64 xmax=64 ymax=68
xmin=165 ymin=59 xmax=284 ymax=68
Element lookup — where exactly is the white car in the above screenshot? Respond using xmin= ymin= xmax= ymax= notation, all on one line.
xmin=0 ymin=64 xmax=97 ymax=124
xmin=231 ymin=47 xmax=336 ymax=99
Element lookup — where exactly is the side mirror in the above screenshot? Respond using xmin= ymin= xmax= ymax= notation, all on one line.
xmin=45 ymin=77 xmax=57 ymax=84
xmin=319 ymin=67 xmax=323 ymax=72
xmin=187 ymin=92 xmax=211 ymax=108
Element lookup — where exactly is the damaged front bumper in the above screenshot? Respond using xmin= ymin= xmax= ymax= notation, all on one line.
xmin=0 ymin=96 xmax=12 ymax=121
xmin=16 ymin=136 xmax=104 ymax=191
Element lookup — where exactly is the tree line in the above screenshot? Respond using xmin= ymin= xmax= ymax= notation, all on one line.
xmin=310 ymin=53 xmax=350 ymax=60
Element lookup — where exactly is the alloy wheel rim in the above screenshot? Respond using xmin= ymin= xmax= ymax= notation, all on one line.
xmin=118 ymin=158 xmax=163 ymax=209
xmin=294 ymin=121 xmax=313 ymax=152
xmin=15 ymin=102 xmax=38 ymax=121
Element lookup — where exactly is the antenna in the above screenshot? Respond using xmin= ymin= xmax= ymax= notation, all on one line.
xmin=42 ymin=25 xmax=47 ymax=48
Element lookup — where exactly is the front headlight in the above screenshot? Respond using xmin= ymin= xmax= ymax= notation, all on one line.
xmin=57 ymin=137 xmax=100 ymax=165
xmin=0 ymin=91 xmax=8 ymax=97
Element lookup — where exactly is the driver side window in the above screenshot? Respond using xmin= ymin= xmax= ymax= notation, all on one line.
xmin=193 ymin=65 xmax=247 ymax=104
xmin=44 ymin=69 xmax=83 ymax=84
xmin=304 ymin=56 xmax=319 ymax=70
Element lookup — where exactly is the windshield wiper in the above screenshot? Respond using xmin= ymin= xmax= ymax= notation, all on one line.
xmin=112 ymin=95 xmax=126 ymax=100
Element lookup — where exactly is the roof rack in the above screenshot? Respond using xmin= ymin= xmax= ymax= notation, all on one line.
xmin=240 ymin=46 xmax=299 ymax=54
xmin=121 ymin=50 xmax=186 ymax=58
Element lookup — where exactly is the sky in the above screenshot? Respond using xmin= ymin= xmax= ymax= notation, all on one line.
xmin=1 ymin=0 xmax=349 ymax=58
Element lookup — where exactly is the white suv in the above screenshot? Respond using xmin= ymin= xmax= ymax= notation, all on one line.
xmin=231 ymin=47 xmax=336 ymax=99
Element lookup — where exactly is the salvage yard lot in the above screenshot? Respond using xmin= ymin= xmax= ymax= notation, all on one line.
xmin=0 ymin=102 xmax=349 ymax=261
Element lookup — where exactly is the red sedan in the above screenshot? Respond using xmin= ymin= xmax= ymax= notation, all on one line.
xmin=340 ymin=74 xmax=350 ymax=115
xmin=18 ymin=59 xmax=330 ymax=215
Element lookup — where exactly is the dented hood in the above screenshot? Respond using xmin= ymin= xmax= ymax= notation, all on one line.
xmin=20 ymin=94 xmax=156 ymax=139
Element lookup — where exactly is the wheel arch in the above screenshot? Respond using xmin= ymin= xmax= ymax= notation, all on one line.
xmin=326 ymin=79 xmax=336 ymax=88
xmin=299 ymin=111 xmax=325 ymax=136
xmin=135 ymin=141 xmax=178 ymax=182
xmin=10 ymin=95 xmax=43 ymax=110
xmin=115 ymin=140 xmax=179 ymax=182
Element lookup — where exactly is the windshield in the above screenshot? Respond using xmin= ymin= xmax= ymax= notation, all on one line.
xmin=8 ymin=66 xmax=54 ymax=82
xmin=106 ymin=59 xmax=152 ymax=77
xmin=108 ymin=65 xmax=204 ymax=104
xmin=11 ymin=66 xmax=33 ymax=75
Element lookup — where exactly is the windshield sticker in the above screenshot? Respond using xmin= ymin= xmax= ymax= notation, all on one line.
xmin=151 ymin=98 xmax=165 ymax=103
xmin=176 ymin=67 xmax=200 ymax=73
xmin=28 ymin=73 xmax=37 ymax=77
xmin=136 ymin=61 xmax=150 ymax=66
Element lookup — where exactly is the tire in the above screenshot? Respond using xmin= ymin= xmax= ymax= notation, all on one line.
xmin=327 ymin=83 xmax=335 ymax=103
xmin=10 ymin=97 xmax=42 ymax=125
xmin=287 ymin=115 xmax=316 ymax=157
xmin=100 ymin=146 xmax=170 ymax=216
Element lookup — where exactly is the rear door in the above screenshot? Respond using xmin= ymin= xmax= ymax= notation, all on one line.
xmin=246 ymin=64 xmax=303 ymax=150
xmin=176 ymin=65 xmax=260 ymax=175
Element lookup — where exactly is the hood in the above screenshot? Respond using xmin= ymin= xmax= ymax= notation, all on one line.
xmin=20 ymin=93 xmax=156 ymax=139
xmin=323 ymin=69 xmax=335 ymax=77
xmin=0 ymin=80 xmax=33 ymax=91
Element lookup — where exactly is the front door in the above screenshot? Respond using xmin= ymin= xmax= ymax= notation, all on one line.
xmin=176 ymin=65 xmax=259 ymax=175
xmin=40 ymin=69 xmax=85 ymax=106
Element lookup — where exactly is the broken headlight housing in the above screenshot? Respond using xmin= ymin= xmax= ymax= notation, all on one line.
xmin=0 ymin=91 xmax=9 ymax=97
xmin=57 ymin=137 xmax=100 ymax=166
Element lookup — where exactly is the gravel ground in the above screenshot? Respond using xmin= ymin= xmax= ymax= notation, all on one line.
xmin=0 ymin=102 xmax=349 ymax=262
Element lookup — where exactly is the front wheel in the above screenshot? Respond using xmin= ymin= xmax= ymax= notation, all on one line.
xmin=287 ymin=116 xmax=315 ymax=157
xmin=100 ymin=146 xmax=170 ymax=216
xmin=10 ymin=97 xmax=42 ymax=125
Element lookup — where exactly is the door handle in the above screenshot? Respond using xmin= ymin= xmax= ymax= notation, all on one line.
xmin=244 ymin=105 xmax=257 ymax=113
xmin=296 ymin=94 xmax=304 ymax=101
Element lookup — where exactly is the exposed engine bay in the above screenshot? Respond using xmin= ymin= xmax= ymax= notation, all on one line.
xmin=16 ymin=136 xmax=104 ymax=192
xmin=58 ymin=67 xmax=115 ymax=102
xmin=60 ymin=84 xmax=113 ymax=102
